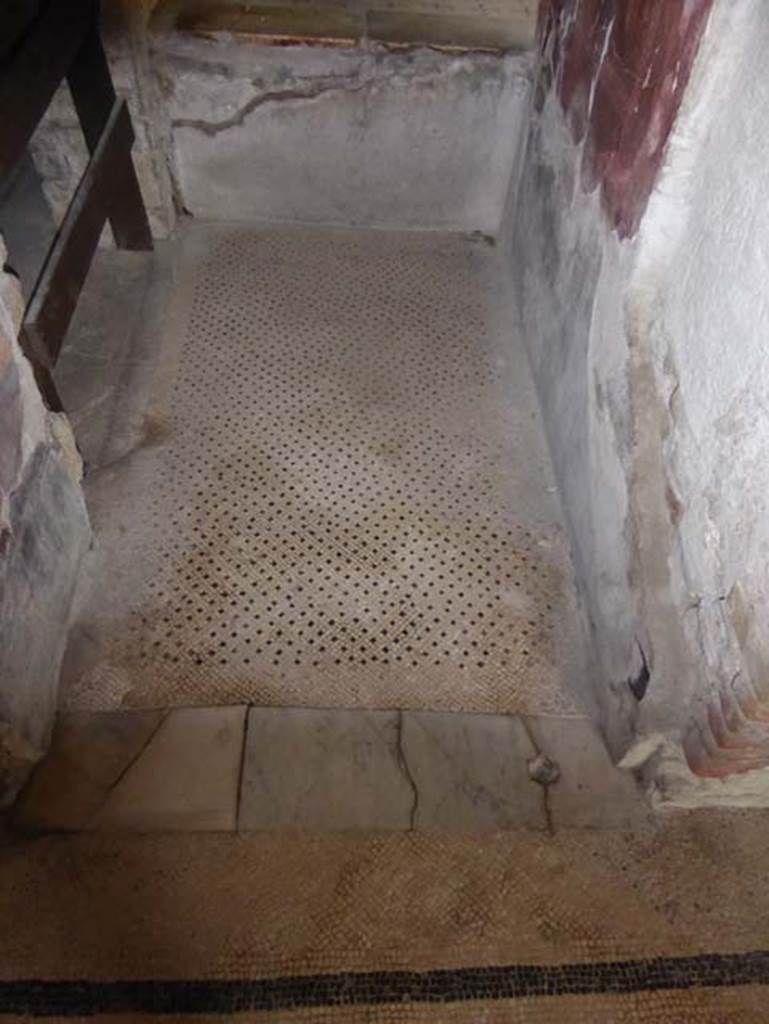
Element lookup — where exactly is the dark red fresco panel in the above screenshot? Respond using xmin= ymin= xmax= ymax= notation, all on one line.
xmin=537 ymin=0 xmax=714 ymax=237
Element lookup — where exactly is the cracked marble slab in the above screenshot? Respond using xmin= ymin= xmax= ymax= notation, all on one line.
xmin=239 ymin=707 xmax=549 ymax=833
xmin=87 ymin=706 xmax=246 ymax=832
xmin=400 ymin=710 xmax=544 ymax=831
xmin=157 ymin=45 xmax=529 ymax=231
xmin=13 ymin=707 xmax=650 ymax=835
xmin=11 ymin=709 xmax=165 ymax=832
xmin=239 ymin=707 xmax=414 ymax=831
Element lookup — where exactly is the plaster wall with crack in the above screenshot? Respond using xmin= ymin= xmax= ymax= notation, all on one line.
xmin=28 ymin=13 xmax=532 ymax=237
xmin=153 ymin=34 xmax=532 ymax=232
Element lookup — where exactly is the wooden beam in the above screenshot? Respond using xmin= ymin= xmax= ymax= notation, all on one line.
xmin=3 ymin=2 xmax=153 ymax=412
xmin=18 ymin=327 xmax=64 ymax=413
xmin=0 ymin=0 xmax=96 ymax=183
xmin=67 ymin=19 xmax=153 ymax=251
xmin=24 ymin=99 xmax=136 ymax=367
xmin=0 ymin=1 xmax=43 ymax=64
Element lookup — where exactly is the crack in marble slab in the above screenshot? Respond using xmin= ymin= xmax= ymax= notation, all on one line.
xmin=395 ymin=708 xmax=420 ymax=830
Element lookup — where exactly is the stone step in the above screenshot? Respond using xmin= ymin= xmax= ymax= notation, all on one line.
xmin=11 ymin=705 xmax=650 ymax=834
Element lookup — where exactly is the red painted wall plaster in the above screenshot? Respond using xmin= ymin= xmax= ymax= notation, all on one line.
xmin=538 ymin=0 xmax=714 ymax=237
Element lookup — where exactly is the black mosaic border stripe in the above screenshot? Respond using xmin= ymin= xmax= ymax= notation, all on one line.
xmin=1 ymin=953 xmax=768 ymax=1017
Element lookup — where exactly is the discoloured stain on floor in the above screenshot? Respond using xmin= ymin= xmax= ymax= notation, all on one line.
xmin=60 ymin=226 xmax=583 ymax=716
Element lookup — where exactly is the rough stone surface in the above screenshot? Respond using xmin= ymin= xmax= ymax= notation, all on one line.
xmin=636 ymin=1 xmax=769 ymax=789
xmin=0 ymin=447 xmax=91 ymax=801
xmin=0 ymin=241 xmax=91 ymax=805
xmin=153 ymin=36 xmax=531 ymax=232
xmin=0 ymin=153 xmax=57 ymax=300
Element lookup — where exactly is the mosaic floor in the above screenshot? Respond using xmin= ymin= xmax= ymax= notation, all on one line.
xmin=37 ymin=225 xmax=769 ymax=1023
xmin=1 ymin=814 xmax=768 ymax=1019
xmin=59 ymin=225 xmax=583 ymax=716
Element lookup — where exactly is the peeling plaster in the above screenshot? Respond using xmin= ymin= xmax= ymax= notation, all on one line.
xmin=514 ymin=0 xmax=769 ymax=802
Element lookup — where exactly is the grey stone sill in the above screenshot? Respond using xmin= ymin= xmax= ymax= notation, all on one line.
xmin=12 ymin=705 xmax=651 ymax=835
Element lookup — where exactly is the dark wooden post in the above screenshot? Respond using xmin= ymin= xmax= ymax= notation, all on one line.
xmin=0 ymin=0 xmax=155 ymax=411
xmin=66 ymin=15 xmax=153 ymax=252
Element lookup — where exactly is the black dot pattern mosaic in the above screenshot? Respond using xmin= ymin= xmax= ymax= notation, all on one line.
xmin=69 ymin=226 xmax=577 ymax=714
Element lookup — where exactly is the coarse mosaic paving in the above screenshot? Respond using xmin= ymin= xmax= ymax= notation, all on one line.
xmin=60 ymin=225 xmax=582 ymax=716
xmin=1 ymin=962 xmax=768 ymax=1019
xmin=1 ymin=815 xmax=769 ymax=1019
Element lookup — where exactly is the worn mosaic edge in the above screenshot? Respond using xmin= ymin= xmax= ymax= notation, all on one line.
xmin=2 ymin=951 xmax=768 ymax=1016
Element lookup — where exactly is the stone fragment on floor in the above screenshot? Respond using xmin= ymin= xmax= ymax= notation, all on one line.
xmin=523 ymin=715 xmax=652 ymax=829
xmin=399 ymin=710 xmax=544 ymax=830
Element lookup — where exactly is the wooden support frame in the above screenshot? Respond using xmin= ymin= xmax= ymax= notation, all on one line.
xmin=1 ymin=0 xmax=153 ymax=412
xmin=0 ymin=1 xmax=94 ymax=182
xmin=66 ymin=20 xmax=153 ymax=251
xmin=24 ymin=100 xmax=137 ymax=370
